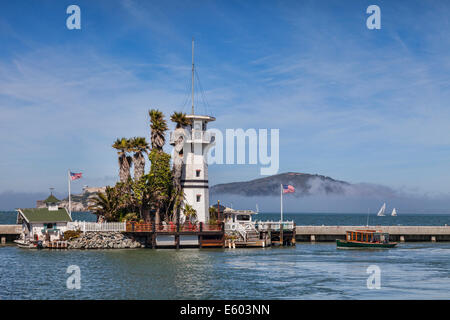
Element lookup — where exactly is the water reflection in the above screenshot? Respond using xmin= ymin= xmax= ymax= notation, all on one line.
xmin=1 ymin=243 xmax=450 ymax=299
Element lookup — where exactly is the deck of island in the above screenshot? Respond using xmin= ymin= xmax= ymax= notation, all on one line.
xmin=3 ymin=223 xmax=450 ymax=246
xmin=124 ymin=222 xmax=226 ymax=248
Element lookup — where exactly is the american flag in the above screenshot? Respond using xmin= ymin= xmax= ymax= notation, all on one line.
xmin=282 ymin=184 xmax=295 ymax=194
xmin=70 ymin=172 xmax=83 ymax=181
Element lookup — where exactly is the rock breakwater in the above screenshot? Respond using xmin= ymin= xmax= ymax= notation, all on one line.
xmin=68 ymin=231 xmax=145 ymax=249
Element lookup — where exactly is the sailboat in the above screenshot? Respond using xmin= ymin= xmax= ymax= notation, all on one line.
xmin=391 ymin=208 xmax=397 ymax=216
xmin=377 ymin=203 xmax=386 ymax=216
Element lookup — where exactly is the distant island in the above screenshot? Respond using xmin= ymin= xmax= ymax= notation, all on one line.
xmin=210 ymin=172 xmax=350 ymax=197
xmin=36 ymin=187 xmax=106 ymax=212
xmin=36 ymin=172 xmax=397 ymax=212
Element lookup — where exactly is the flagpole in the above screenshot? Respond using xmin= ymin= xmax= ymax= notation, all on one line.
xmin=280 ymin=184 xmax=284 ymax=245
xmin=280 ymin=184 xmax=283 ymax=223
xmin=68 ymin=170 xmax=72 ymax=219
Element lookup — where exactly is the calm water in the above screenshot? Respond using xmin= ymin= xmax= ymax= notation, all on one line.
xmin=2 ymin=211 xmax=450 ymax=226
xmin=1 ymin=211 xmax=449 ymax=300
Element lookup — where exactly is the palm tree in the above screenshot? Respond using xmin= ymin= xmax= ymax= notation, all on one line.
xmin=170 ymin=111 xmax=190 ymax=186
xmin=129 ymin=137 xmax=149 ymax=180
xmin=148 ymin=109 xmax=169 ymax=225
xmin=170 ymin=112 xmax=190 ymax=224
xmin=170 ymin=111 xmax=191 ymax=129
xmin=88 ymin=187 xmax=120 ymax=222
xmin=183 ymin=204 xmax=197 ymax=223
xmin=149 ymin=109 xmax=168 ymax=150
xmin=112 ymin=138 xmax=132 ymax=183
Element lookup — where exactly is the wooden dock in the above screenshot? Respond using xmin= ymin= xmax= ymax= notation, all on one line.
xmin=124 ymin=222 xmax=225 ymax=248
xmin=295 ymin=225 xmax=450 ymax=242
xmin=0 ymin=225 xmax=21 ymax=244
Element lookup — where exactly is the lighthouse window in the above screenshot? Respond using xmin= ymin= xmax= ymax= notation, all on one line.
xmin=196 ymin=194 xmax=201 ymax=202
xmin=196 ymin=170 xmax=201 ymax=177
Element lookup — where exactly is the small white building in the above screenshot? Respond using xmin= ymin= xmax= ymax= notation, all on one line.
xmin=16 ymin=193 xmax=72 ymax=242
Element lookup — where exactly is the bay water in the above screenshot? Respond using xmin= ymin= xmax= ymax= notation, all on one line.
xmin=1 ymin=211 xmax=449 ymax=300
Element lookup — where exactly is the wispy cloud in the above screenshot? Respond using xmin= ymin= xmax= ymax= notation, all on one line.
xmin=1 ymin=0 xmax=450 ymax=205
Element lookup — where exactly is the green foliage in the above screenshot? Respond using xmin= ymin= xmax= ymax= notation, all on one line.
xmin=149 ymin=109 xmax=168 ymax=150
xmin=183 ymin=204 xmax=197 ymax=222
xmin=149 ymin=150 xmax=173 ymax=196
xmin=88 ymin=186 xmax=122 ymax=222
xmin=170 ymin=111 xmax=191 ymax=128
xmin=121 ymin=212 xmax=139 ymax=222
xmin=128 ymin=136 xmax=149 ymax=153
xmin=112 ymin=137 xmax=131 ymax=152
xmin=63 ymin=230 xmax=81 ymax=240
xmin=209 ymin=206 xmax=218 ymax=224
xmin=103 ymin=110 xmax=184 ymax=223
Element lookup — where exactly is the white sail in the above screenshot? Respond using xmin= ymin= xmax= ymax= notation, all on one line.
xmin=391 ymin=208 xmax=397 ymax=216
xmin=377 ymin=203 xmax=386 ymax=216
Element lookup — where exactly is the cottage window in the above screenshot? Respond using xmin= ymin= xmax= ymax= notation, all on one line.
xmin=196 ymin=194 xmax=201 ymax=202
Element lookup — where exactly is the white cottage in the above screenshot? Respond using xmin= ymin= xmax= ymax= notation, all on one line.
xmin=16 ymin=193 xmax=72 ymax=242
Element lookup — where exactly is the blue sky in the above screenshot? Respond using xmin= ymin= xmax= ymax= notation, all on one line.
xmin=1 ymin=0 xmax=450 ymax=205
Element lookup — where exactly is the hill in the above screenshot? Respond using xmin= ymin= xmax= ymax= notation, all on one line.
xmin=210 ymin=172 xmax=351 ymax=197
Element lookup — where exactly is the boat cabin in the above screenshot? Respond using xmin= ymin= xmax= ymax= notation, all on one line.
xmin=222 ymin=208 xmax=257 ymax=224
xmin=346 ymin=230 xmax=390 ymax=243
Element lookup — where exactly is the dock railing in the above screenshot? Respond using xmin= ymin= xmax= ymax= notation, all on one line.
xmin=67 ymin=221 xmax=126 ymax=232
xmin=255 ymin=220 xmax=295 ymax=231
xmin=125 ymin=221 xmax=223 ymax=233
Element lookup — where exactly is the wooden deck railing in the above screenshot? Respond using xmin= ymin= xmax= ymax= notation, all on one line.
xmin=67 ymin=221 xmax=126 ymax=232
xmin=125 ymin=222 xmax=223 ymax=233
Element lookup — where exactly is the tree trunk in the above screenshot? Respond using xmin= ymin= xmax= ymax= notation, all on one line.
xmin=172 ymin=128 xmax=185 ymax=221
xmin=142 ymin=208 xmax=151 ymax=223
xmin=119 ymin=153 xmax=132 ymax=183
xmin=132 ymin=153 xmax=146 ymax=180
xmin=155 ymin=207 xmax=161 ymax=226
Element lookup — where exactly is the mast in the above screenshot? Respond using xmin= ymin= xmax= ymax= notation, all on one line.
xmin=191 ymin=37 xmax=195 ymax=115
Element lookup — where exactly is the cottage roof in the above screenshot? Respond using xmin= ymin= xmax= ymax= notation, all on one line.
xmin=17 ymin=208 xmax=72 ymax=223
xmin=44 ymin=194 xmax=60 ymax=204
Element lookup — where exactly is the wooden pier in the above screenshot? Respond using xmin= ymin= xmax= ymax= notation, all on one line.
xmin=124 ymin=221 xmax=225 ymax=248
xmin=295 ymin=225 xmax=450 ymax=242
xmin=224 ymin=221 xmax=297 ymax=248
xmin=0 ymin=225 xmax=21 ymax=244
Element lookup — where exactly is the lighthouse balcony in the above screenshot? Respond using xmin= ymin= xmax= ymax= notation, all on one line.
xmin=170 ymin=130 xmax=215 ymax=145
xmin=187 ymin=131 xmax=215 ymax=144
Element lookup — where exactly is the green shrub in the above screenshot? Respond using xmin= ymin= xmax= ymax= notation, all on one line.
xmin=64 ymin=230 xmax=81 ymax=240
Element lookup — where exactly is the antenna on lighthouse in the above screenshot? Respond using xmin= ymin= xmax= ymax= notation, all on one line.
xmin=191 ymin=37 xmax=195 ymax=115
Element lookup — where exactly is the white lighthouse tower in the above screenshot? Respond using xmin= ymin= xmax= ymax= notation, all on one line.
xmin=171 ymin=39 xmax=215 ymax=223
xmin=182 ymin=114 xmax=215 ymax=223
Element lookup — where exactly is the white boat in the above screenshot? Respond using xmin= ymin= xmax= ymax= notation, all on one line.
xmin=391 ymin=208 xmax=397 ymax=216
xmin=14 ymin=239 xmax=42 ymax=249
xmin=377 ymin=203 xmax=386 ymax=216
